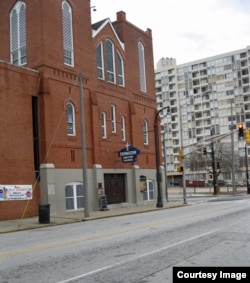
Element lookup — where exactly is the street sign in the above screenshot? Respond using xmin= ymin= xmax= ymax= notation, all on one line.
xmin=118 ymin=144 xmax=140 ymax=163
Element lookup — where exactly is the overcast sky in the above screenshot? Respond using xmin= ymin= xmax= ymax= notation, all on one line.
xmin=91 ymin=0 xmax=250 ymax=66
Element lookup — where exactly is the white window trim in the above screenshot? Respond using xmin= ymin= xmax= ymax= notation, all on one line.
xmin=66 ymin=102 xmax=76 ymax=136
xmin=101 ymin=112 xmax=107 ymax=138
xmin=65 ymin=182 xmax=84 ymax=211
xmin=117 ymin=52 xmax=125 ymax=86
xmin=106 ymin=39 xmax=116 ymax=83
xmin=62 ymin=0 xmax=74 ymax=66
xmin=97 ymin=42 xmax=104 ymax=80
xmin=111 ymin=105 xmax=116 ymax=133
xmin=143 ymin=180 xmax=155 ymax=201
xmin=138 ymin=41 xmax=147 ymax=92
xmin=143 ymin=119 xmax=149 ymax=145
xmin=121 ymin=116 xmax=126 ymax=141
xmin=10 ymin=1 xmax=27 ymax=65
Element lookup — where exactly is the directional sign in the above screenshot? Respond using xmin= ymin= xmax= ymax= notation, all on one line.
xmin=118 ymin=144 xmax=140 ymax=163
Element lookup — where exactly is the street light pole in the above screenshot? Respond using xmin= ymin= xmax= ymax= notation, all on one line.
xmin=179 ymin=106 xmax=187 ymax=204
xmin=163 ymin=127 xmax=168 ymax=202
xmin=154 ymin=106 xmax=169 ymax=208
xmin=178 ymin=89 xmax=212 ymax=204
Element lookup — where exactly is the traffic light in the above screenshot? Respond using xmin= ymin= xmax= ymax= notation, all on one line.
xmin=202 ymin=147 xmax=207 ymax=155
xmin=238 ymin=123 xmax=244 ymax=138
xmin=245 ymin=129 xmax=250 ymax=144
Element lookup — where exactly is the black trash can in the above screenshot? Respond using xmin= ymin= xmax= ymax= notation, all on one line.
xmin=39 ymin=204 xmax=50 ymax=223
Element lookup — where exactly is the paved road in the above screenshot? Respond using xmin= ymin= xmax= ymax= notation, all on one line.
xmin=1 ymin=196 xmax=250 ymax=283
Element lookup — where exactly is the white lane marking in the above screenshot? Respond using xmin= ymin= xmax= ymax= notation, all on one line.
xmin=56 ymin=220 xmax=242 ymax=283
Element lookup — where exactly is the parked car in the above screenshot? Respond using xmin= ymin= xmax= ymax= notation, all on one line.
xmin=225 ymin=180 xmax=246 ymax=187
xmin=206 ymin=180 xmax=226 ymax=186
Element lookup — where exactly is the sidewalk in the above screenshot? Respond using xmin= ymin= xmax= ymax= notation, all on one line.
xmin=0 ymin=202 xmax=186 ymax=234
xmin=0 ymin=186 xmax=247 ymax=234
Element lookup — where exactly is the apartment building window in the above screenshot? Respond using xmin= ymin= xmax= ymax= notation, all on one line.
xmin=65 ymin=182 xmax=84 ymax=210
xmin=66 ymin=102 xmax=75 ymax=135
xmin=117 ymin=52 xmax=125 ymax=86
xmin=101 ymin=112 xmax=107 ymax=138
xmin=111 ymin=105 xmax=116 ymax=133
xmin=138 ymin=41 xmax=147 ymax=92
xmin=96 ymin=43 xmax=104 ymax=79
xmin=62 ymin=0 xmax=74 ymax=66
xmin=121 ymin=116 xmax=126 ymax=141
xmin=106 ymin=40 xmax=115 ymax=83
xmin=143 ymin=119 xmax=149 ymax=144
xmin=10 ymin=1 xmax=27 ymax=65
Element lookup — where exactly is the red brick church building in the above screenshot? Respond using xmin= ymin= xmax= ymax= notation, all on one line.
xmin=0 ymin=0 xmax=163 ymax=220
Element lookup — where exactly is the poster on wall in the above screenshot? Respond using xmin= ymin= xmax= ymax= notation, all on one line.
xmin=0 ymin=185 xmax=32 ymax=201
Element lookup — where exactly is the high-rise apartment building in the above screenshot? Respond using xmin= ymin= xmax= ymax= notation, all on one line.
xmin=155 ymin=47 xmax=250 ymax=185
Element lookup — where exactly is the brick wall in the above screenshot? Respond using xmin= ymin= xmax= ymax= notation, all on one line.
xmin=0 ymin=62 xmax=40 ymax=220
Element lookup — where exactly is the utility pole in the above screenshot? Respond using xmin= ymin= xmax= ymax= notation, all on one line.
xmin=78 ymin=72 xmax=89 ymax=217
xmin=211 ymin=129 xmax=217 ymax=195
xmin=231 ymin=100 xmax=236 ymax=195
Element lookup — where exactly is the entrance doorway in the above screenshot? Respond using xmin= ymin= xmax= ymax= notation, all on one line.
xmin=104 ymin=174 xmax=126 ymax=204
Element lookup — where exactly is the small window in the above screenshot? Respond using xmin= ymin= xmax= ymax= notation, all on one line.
xmin=10 ymin=1 xmax=27 ymax=65
xmin=117 ymin=52 xmax=125 ymax=86
xmin=65 ymin=182 xmax=84 ymax=210
xmin=62 ymin=0 xmax=74 ymax=66
xmin=111 ymin=105 xmax=116 ymax=133
xmin=96 ymin=42 xmax=104 ymax=79
xmin=121 ymin=116 xmax=126 ymax=141
xmin=66 ymin=102 xmax=75 ymax=135
xmin=106 ymin=40 xmax=115 ymax=83
xmin=143 ymin=119 xmax=149 ymax=144
xmin=101 ymin=112 xmax=107 ymax=138
xmin=143 ymin=180 xmax=155 ymax=201
xmin=138 ymin=42 xmax=146 ymax=92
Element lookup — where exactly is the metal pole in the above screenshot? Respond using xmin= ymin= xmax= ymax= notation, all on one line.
xmin=163 ymin=130 xmax=168 ymax=202
xmin=154 ymin=119 xmax=163 ymax=207
xmin=210 ymin=130 xmax=217 ymax=195
xmin=179 ymin=107 xmax=187 ymax=204
xmin=231 ymin=100 xmax=236 ymax=195
xmin=78 ymin=72 xmax=89 ymax=217
xmin=154 ymin=106 xmax=169 ymax=207
xmin=245 ymin=144 xmax=250 ymax=194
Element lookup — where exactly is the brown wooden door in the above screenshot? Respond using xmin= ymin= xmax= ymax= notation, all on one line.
xmin=104 ymin=174 xmax=126 ymax=204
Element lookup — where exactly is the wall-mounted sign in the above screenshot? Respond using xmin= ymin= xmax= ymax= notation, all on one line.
xmin=0 ymin=185 xmax=32 ymax=201
xmin=118 ymin=143 xmax=140 ymax=163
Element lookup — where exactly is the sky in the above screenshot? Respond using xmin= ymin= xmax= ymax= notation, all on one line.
xmin=91 ymin=0 xmax=250 ymax=66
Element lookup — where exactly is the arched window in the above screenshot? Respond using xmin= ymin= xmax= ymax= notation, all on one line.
xmin=143 ymin=119 xmax=149 ymax=144
xmin=111 ymin=104 xmax=116 ymax=133
xmin=106 ymin=39 xmax=115 ymax=83
xmin=117 ymin=52 xmax=125 ymax=86
xmin=65 ymin=182 xmax=84 ymax=210
xmin=101 ymin=112 xmax=107 ymax=138
xmin=10 ymin=1 xmax=26 ymax=65
xmin=66 ymin=102 xmax=75 ymax=135
xmin=138 ymin=42 xmax=146 ymax=92
xmin=62 ymin=0 xmax=74 ymax=66
xmin=96 ymin=42 xmax=104 ymax=79
xmin=121 ymin=116 xmax=126 ymax=141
